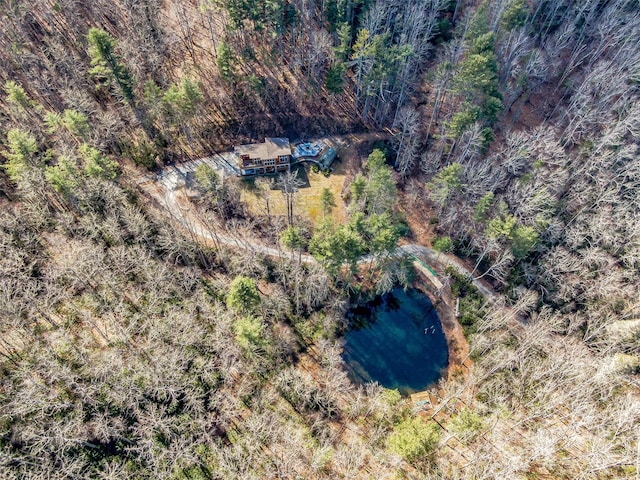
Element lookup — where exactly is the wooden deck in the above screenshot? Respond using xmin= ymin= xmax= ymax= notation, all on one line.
xmin=412 ymin=259 xmax=444 ymax=291
xmin=410 ymin=390 xmax=431 ymax=406
xmin=410 ymin=390 xmax=439 ymax=410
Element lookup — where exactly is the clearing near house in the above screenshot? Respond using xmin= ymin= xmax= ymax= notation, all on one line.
xmin=238 ymin=135 xmax=368 ymax=223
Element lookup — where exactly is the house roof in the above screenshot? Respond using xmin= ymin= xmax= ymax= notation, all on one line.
xmin=235 ymin=138 xmax=291 ymax=160
xmin=319 ymin=147 xmax=337 ymax=168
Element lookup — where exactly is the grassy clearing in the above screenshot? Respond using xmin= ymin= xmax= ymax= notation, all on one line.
xmin=240 ymin=161 xmax=349 ymax=224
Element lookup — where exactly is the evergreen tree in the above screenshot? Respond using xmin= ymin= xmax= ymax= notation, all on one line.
xmin=194 ymin=163 xmax=220 ymax=195
xmin=233 ymin=316 xmax=265 ymax=351
xmin=426 ymin=163 xmax=463 ymax=211
xmin=349 ymin=174 xmax=367 ymax=206
xmin=309 ymin=219 xmax=365 ymax=276
xmin=3 ymin=129 xmax=40 ymax=182
xmin=449 ymin=407 xmax=484 ymax=441
xmin=320 ymin=188 xmax=336 ymax=217
xmin=87 ymin=28 xmax=134 ymax=101
xmin=4 ymin=81 xmax=35 ymax=110
xmin=334 ymin=23 xmax=352 ymax=61
xmin=45 ymin=155 xmax=80 ymax=195
xmin=445 ymin=105 xmax=480 ymax=139
xmin=432 ymin=236 xmax=453 ymax=253
xmin=363 ymin=149 xmax=397 ymax=215
xmin=388 ymin=417 xmax=440 ymax=462
xmin=280 ymin=225 xmax=307 ymax=264
xmin=80 ymin=144 xmax=119 ymax=180
xmin=325 ymin=63 xmax=346 ymax=94
xmin=474 ymin=192 xmax=495 ymax=223
xmin=227 ymin=276 xmax=261 ymax=314
xmin=280 ymin=225 xmax=305 ymax=251
xmin=364 ymin=212 xmax=401 ymax=257
xmin=217 ymin=41 xmax=235 ymax=82
xmin=501 ymin=0 xmax=528 ymax=31
xmin=61 ymin=110 xmax=91 ymax=140
xmin=487 ymin=214 xmax=538 ymax=259
xmin=163 ymin=78 xmax=204 ymax=122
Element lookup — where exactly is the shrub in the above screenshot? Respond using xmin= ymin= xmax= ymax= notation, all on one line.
xmin=432 ymin=236 xmax=453 ymax=253
xmin=387 ymin=417 xmax=440 ymax=462
xmin=226 ymin=276 xmax=260 ymax=314
xmin=233 ymin=316 xmax=264 ymax=350
xmin=449 ymin=407 xmax=484 ymax=441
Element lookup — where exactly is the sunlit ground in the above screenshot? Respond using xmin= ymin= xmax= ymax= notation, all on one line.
xmin=239 ymin=160 xmax=349 ymax=224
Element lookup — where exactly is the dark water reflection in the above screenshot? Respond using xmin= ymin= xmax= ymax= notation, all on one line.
xmin=342 ymin=288 xmax=448 ymax=396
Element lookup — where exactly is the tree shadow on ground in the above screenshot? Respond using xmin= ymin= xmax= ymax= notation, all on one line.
xmin=292 ymin=164 xmax=311 ymax=188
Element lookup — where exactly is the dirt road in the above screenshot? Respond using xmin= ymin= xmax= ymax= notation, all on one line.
xmin=139 ymin=159 xmax=496 ymax=300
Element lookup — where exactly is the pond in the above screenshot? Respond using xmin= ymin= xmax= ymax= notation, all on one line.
xmin=341 ymin=287 xmax=449 ymax=396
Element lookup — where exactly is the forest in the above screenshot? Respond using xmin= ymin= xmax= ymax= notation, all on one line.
xmin=1 ymin=0 xmax=639 ymax=478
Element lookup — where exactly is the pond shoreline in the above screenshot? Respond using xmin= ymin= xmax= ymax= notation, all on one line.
xmin=341 ymin=287 xmax=449 ymax=396
xmin=413 ymin=281 xmax=472 ymax=384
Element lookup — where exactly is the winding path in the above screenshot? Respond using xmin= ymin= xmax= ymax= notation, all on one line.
xmin=396 ymin=244 xmax=496 ymax=300
xmin=138 ymin=164 xmax=496 ymax=301
xmin=139 ymin=174 xmax=318 ymax=263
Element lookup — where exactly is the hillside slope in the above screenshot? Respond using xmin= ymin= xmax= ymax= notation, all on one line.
xmin=1 ymin=0 xmax=639 ymax=479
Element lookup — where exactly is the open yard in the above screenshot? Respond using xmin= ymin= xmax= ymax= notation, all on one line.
xmin=240 ymin=156 xmax=349 ymax=224
xmin=239 ymin=132 xmax=388 ymax=224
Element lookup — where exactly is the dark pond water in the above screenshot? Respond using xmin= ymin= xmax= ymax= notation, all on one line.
xmin=342 ymin=287 xmax=449 ymax=396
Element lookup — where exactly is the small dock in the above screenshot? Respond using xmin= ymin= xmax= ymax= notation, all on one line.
xmin=412 ymin=257 xmax=444 ymax=291
xmin=410 ymin=390 xmax=435 ymax=409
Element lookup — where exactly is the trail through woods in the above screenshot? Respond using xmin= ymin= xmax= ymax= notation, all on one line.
xmin=139 ymin=161 xmax=497 ymax=301
xmin=139 ymin=170 xmax=317 ymax=264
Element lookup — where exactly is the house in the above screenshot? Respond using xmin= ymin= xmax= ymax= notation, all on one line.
xmin=235 ymin=137 xmax=292 ymax=176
